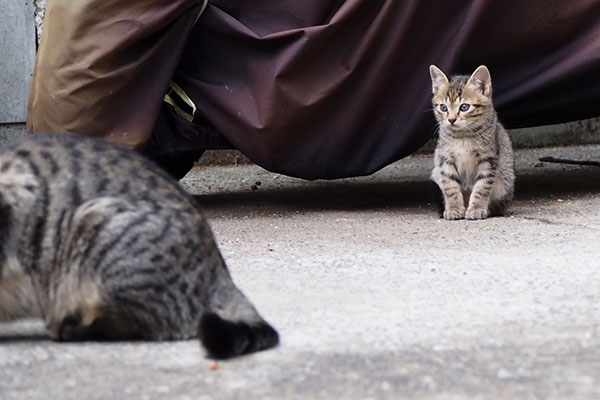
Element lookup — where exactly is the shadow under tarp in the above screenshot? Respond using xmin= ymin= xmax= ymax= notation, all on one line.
xmin=28 ymin=0 xmax=600 ymax=179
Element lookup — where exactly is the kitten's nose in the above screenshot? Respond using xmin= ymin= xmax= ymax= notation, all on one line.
xmin=448 ymin=118 xmax=457 ymax=125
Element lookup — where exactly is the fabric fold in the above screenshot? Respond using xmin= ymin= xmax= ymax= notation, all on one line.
xmin=29 ymin=0 xmax=600 ymax=180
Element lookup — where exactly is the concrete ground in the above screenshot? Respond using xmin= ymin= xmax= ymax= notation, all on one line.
xmin=1 ymin=144 xmax=599 ymax=399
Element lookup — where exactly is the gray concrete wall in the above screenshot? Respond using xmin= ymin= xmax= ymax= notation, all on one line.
xmin=35 ymin=0 xmax=46 ymax=43
xmin=0 ymin=124 xmax=27 ymax=144
xmin=0 ymin=0 xmax=36 ymax=123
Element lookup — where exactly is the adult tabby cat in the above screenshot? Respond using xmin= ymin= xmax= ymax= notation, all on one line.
xmin=429 ymin=65 xmax=515 ymax=220
xmin=0 ymin=133 xmax=278 ymax=359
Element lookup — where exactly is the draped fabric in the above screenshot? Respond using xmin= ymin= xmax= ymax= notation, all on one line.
xmin=29 ymin=0 xmax=600 ymax=179
xmin=27 ymin=0 xmax=206 ymax=148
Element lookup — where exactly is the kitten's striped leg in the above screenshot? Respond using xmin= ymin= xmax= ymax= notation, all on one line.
xmin=433 ymin=166 xmax=465 ymax=220
xmin=466 ymin=166 xmax=496 ymax=220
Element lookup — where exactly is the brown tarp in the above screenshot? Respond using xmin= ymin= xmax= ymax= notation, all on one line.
xmin=28 ymin=0 xmax=600 ymax=179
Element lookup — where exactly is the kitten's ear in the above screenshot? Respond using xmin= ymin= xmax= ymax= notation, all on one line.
xmin=466 ymin=65 xmax=492 ymax=97
xmin=429 ymin=65 xmax=449 ymax=94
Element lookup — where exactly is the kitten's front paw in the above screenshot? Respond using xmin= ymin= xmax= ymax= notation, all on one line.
xmin=443 ymin=208 xmax=465 ymax=220
xmin=465 ymin=207 xmax=489 ymax=220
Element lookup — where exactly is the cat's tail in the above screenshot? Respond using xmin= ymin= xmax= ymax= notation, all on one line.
xmin=198 ymin=312 xmax=279 ymax=359
xmin=197 ymin=259 xmax=279 ymax=359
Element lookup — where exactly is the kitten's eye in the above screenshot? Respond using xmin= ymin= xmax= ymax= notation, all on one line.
xmin=439 ymin=104 xmax=448 ymax=112
xmin=459 ymin=103 xmax=470 ymax=112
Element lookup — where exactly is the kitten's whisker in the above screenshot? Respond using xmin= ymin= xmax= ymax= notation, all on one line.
xmin=431 ymin=123 xmax=441 ymax=138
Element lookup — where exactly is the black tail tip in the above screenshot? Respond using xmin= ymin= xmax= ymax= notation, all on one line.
xmin=198 ymin=312 xmax=279 ymax=359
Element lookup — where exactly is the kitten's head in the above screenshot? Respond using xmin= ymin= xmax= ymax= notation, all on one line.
xmin=429 ymin=65 xmax=494 ymax=134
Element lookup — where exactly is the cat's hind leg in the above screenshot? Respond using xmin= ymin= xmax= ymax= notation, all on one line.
xmin=487 ymin=175 xmax=514 ymax=217
xmin=46 ymin=279 xmax=146 ymax=341
xmin=46 ymin=279 xmax=104 ymax=340
xmin=488 ymin=196 xmax=512 ymax=217
xmin=46 ymin=197 xmax=163 ymax=341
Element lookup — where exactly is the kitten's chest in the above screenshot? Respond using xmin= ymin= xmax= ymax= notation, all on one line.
xmin=455 ymin=152 xmax=478 ymax=188
xmin=446 ymin=141 xmax=480 ymax=188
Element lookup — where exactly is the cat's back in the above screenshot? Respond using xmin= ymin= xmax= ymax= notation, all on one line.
xmin=0 ymin=133 xmax=194 ymax=208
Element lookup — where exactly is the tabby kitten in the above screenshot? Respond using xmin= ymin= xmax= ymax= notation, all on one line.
xmin=429 ymin=65 xmax=515 ymax=220
xmin=0 ymin=133 xmax=278 ymax=359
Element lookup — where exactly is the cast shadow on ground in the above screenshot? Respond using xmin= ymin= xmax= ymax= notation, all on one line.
xmin=0 ymin=334 xmax=48 ymax=343
xmin=197 ymin=180 xmax=435 ymax=215
xmin=196 ymin=166 xmax=600 ymax=216
xmin=515 ymin=167 xmax=600 ymax=199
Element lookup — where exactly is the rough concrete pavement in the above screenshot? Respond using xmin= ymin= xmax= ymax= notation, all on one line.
xmin=1 ymin=145 xmax=599 ymax=399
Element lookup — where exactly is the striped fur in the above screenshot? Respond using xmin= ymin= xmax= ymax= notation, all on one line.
xmin=0 ymin=133 xmax=278 ymax=358
xmin=429 ymin=65 xmax=515 ymax=220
